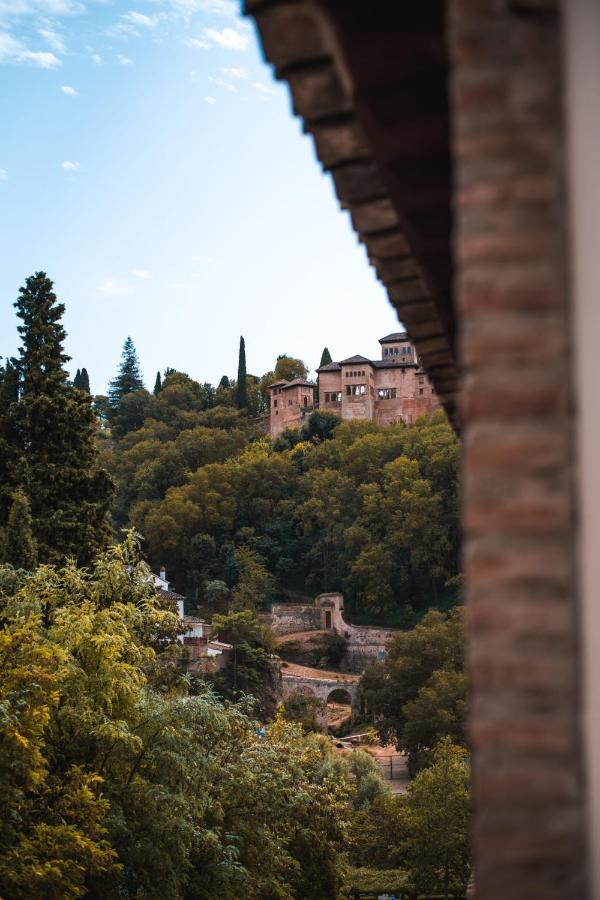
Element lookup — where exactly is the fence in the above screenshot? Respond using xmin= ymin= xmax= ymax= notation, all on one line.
xmin=377 ymin=755 xmax=407 ymax=781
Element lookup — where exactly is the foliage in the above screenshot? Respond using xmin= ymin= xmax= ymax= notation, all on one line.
xmin=108 ymin=336 xmax=145 ymax=407
xmin=153 ymin=370 xmax=162 ymax=396
xmin=0 ymin=273 xmax=114 ymax=566
xmin=274 ymin=355 xmax=309 ymax=382
xmin=236 ymin=335 xmax=247 ymax=409
xmin=319 ymin=347 xmax=333 ymax=368
xmin=399 ymin=738 xmax=471 ymax=898
xmin=209 ymin=609 xmax=278 ymax=716
xmin=123 ymin=412 xmax=458 ymax=623
xmin=5 ymin=489 xmax=38 ymax=570
xmin=360 ymin=608 xmax=465 ymax=769
xmin=0 ymin=539 xmax=356 ymax=899
xmin=281 ymin=691 xmax=324 ymax=733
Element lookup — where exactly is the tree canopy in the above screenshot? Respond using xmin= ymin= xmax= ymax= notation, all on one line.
xmin=108 ymin=337 xmax=145 ymax=407
xmin=0 ymin=273 xmax=114 ymax=566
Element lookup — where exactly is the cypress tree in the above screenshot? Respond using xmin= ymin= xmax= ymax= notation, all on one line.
xmin=236 ymin=336 xmax=247 ymax=410
xmin=80 ymin=367 xmax=90 ymax=393
xmin=73 ymin=368 xmax=81 ymax=389
xmin=219 ymin=375 xmax=230 ymax=390
xmin=153 ymin=370 xmax=162 ymax=396
xmin=319 ymin=347 xmax=333 ymax=368
xmin=5 ymin=489 xmax=37 ymax=570
xmin=0 ymin=360 xmax=20 ymax=523
xmin=8 ymin=272 xmax=114 ymax=565
xmin=108 ymin=337 xmax=145 ymax=407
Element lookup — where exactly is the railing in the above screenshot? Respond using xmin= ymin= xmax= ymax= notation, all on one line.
xmin=377 ymin=755 xmax=408 ymax=781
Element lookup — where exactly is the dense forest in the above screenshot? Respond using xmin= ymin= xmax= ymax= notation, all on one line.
xmin=98 ymin=347 xmax=460 ymax=625
xmin=0 ymin=274 xmax=469 ymax=897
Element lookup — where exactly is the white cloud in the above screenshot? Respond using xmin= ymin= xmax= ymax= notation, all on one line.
xmin=91 ymin=52 xmax=102 ymax=64
xmin=122 ymin=9 xmax=159 ymax=29
xmin=221 ymin=66 xmax=246 ymax=79
xmin=0 ymin=32 xmax=62 ymax=67
xmin=209 ymin=74 xmax=237 ymax=92
xmin=23 ymin=49 xmax=60 ymax=67
xmin=201 ymin=26 xmax=249 ymax=51
xmin=184 ymin=36 xmax=208 ymax=49
xmin=0 ymin=168 xmax=7 ymax=180
xmin=61 ymin=159 xmax=79 ymax=170
xmin=165 ymin=0 xmax=237 ymax=20
xmin=197 ymin=0 xmax=237 ymax=16
xmin=0 ymin=0 xmax=82 ymax=17
xmin=61 ymin=83 xmax=77 ymax=95
xmin=132 ymin=269 xmax=151 ymax=279
xmin=117 ymin=54 xmax=133 ymax=66
xmin=97 ymin=277 xmax=135 ymax=297
xmin=193 ymin=254 xmax=211 ymax=262
xmin=204 ymin=95 xmax=216 ymax=105
xmin=253 ymin=81 xmax=275 ymax=96
xmin=38 ymin=27 xmax=65 ymax=52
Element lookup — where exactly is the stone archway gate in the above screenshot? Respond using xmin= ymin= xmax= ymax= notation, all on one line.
xmin=279 ymin=663 xmax=361 ymax=717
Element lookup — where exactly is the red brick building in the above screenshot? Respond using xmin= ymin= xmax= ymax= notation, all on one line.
xmin=317 ymin=332 xmax=439 ymax=425
xmin=269 ymin=377 xmax=315 ymax=437
xmin=247 ymin=1 xmax=600 ymax=897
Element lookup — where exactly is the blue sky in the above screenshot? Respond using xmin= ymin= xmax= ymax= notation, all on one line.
xmin=0 ymin=0 xmax=400 ymax=394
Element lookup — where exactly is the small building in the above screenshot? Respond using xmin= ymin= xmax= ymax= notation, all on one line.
xmin=152 ymin=566 xmax=185 ymax=619
xmin=269 ymin=378 xmax=316 ymax=437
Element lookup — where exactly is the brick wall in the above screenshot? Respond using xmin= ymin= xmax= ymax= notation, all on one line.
xmin=448 ymin=1 xmax=586 ymax=896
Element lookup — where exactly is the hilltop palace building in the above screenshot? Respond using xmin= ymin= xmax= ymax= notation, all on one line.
xmin=269 ymin=333 xmax=440 ymax=438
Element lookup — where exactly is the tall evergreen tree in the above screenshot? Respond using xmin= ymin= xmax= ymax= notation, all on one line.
xmin=0 ymin=360 xmax=20 ymax=523
xmin=219 ymin=375 xmax=230 ymax=389
xmin=80 ymin=367 xmax=90 ymax=393
xmin=73 ymin=368 xmax=82 ymax=389
xmin=236 ymin=336 xmax=247 ymax=410
xmin=108 ymin=336 xmax=145 ymax=407
xmin=319 ymin=347 xmax=333 ymax=367
xmin=153 ymin=370 xmax=162 ymax=396
xmin=5 ymin=489 xmax=37 ymax=570
xmin=5 ymin=272 xmax=114 ymax=565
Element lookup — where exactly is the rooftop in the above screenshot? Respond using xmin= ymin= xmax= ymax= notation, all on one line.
xmin=316 ymin=358 xmax=418 ymax=373
xmin=338 ymin=354 xmax=373 ymax=366
xmin=271 ymin=378 xmax=316 ymax=390
xmin=379 ymin=332 xmax=409 ymax=344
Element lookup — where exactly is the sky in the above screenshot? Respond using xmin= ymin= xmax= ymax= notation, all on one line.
xmin=0 ymin=0 xmax=401 ymax=394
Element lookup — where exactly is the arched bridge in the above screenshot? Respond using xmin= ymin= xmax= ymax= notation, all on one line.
xmin=279 ymin=662 xmax=361 ymax=716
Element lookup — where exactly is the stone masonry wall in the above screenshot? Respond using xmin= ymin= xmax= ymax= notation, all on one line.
xmin=268 ymin=603 xmax=323 ymax=635
xmin=448 ymin=2 xmax=585 ymax=897
xmin=268 ymin=593 xmax=398 ymax=672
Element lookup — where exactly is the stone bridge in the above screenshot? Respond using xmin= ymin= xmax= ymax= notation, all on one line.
xmin=279 ymin=662 xmax=361 ymax=717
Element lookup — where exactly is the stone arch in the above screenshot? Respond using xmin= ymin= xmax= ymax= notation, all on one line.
xmin=326 ymin=687 xmax=352 ymax=706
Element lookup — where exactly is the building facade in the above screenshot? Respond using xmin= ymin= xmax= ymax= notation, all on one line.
xmin=269 ymin=377 xmax=316 ymax=437
xmin=317 ymin=333 xmax=440 ymax=427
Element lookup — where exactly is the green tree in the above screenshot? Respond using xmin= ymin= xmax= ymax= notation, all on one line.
xmin=302 ymin=409 xmax=339 ymax=442
xmin=79 ymin=367 xmax=90 ymax=393
xmin=275 ymin=354 xmax=309 ymax=382
xmin=6 ymin=273 xmax=114 ymax=565
xmin=153 ymin=370 xmax=162 ymax=396
xmin=0 ymin=359 xmax=20 ymax=523
xmin=236 ymin=336 xmax=247 ymax=409
xmin=399 ymin=737 xmax=471 ymax=898
xmin=361 ymin=609 xmax=465 ymax=768
xmin=319 ymin=347 xmax=333 ymax=367
xmin=108 ymin=337 xmax=145 ymax=407
xmin=4 ymin=489 xmax=37 ymax=571
xmin=73 ymin=368 xmax=81 ymax=389
xmin=210 ymin=609 xmax=278 ymax=715
xmin=402 ymin=669 xmax=467 ymax=771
